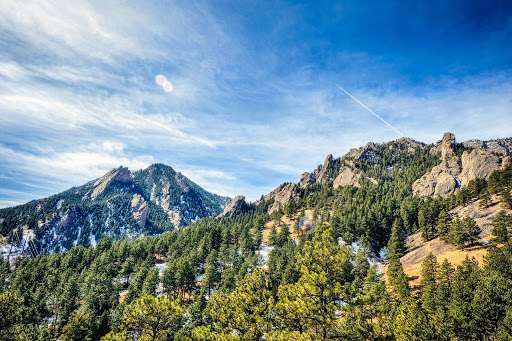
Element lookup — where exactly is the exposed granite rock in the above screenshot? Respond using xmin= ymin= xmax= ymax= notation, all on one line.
xmin=316 ymin=154 xmax=335 ymax=183
xmin=131 ymin=194 xmax=148 ymax=228
xmin=414 ymin=133 xmax=509 ymax=198
xmin=92 ymin=166 xmax=131 ymax=199
xmin=346 ymin=142 xmax=379 ymax=161
xmin=167 ymin=210 xmax=183 ymax=228
xmin=299 ymin=154 xmax=335 ymax=188
xmin=459 ymin=149 xmax=504 ymax=184
xmin=218 ymin=195 xmax=246 ymax=218
xmin=412 ymin=159 xmax=461 ymax=198
xmin=462 ymin=138 xmax=512 ymax=155
xmin=333 ymin=166 xmax=363 ymax=189
xmin=299 ymin=172 xmax=316 ymax=188
xmin=261 ymin=183 xmax=299 ymax=214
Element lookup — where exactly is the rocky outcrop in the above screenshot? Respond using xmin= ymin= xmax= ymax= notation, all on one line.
xmin=388 ymin=137 xmax=425 ymax=153
xmin=430 ymin=132 xmax=456 ymax=158
xmin=299 ymin=154 xmax=335 ymax=188
xmin=92 ymin=166 xmax=131 ymax=199
xmin=346 ymin=142 xmax=379 ymax=161
xmin=218 ymin=195 xmax=246 ymax=218
xmin=463 ymin=138 xmax=512 ymax=155
xmin=413 ymin=133 xmax=510 ymax=198
xmin=333 ymin=166 xmax=363 ymax=189
xmin=261 ymin=183 xmax=299 ymax=214
xmin=131 ymin=194 xmax=148 ymax=228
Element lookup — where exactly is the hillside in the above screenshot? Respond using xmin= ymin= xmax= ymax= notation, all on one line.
xmin=0 ymin=163 xmax=230 ymax=256
xmin=1 ymin=132 xmax=512 ymax=340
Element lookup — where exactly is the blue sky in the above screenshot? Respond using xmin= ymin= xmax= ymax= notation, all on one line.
xmin=1 ymin=0 xmax=511 ymax=207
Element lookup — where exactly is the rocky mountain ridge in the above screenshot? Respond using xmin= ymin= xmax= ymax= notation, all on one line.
xmin=259 ymin=133 xmax=511 ymax=213
xmin=260 ymin=137 xmax=427 ymax=213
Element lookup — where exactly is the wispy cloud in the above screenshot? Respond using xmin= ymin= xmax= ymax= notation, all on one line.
xmin=0 ymin=1 xmax=511 ymax=207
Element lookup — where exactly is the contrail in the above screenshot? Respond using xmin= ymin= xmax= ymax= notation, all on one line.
xmin=334 ymin=83 xmax=405 ymax=137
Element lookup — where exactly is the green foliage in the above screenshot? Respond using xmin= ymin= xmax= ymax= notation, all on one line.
xmin=274 ymin=224 xmax=353 ymax=339
xmin=0 ymin=291 xmax=23 ymax=340
xmin=448 ymin=216 xmax=481 ymax=248
xmin=387 ymin=256 xmax=410 ymax=300
xmin=108 ymin=294 xmax=185 ymax=341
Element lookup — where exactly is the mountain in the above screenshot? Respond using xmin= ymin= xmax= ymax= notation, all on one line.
xmin=3 ymin=132 xmax=512 ymax=340
xmin=258 ymin=133 xmax=511 ymax=215
xmin=0 ymin=163 xmax=230 ymax=255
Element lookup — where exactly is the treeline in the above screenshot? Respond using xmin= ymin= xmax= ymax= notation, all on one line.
xmin=4 ymin=216 xmax=512 ymax=340
xmin=0 ymin=208 xmax=268 ymax=340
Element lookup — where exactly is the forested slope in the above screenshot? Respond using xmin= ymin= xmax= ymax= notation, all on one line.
xmin=1 ymin=135 xmax=512 ymax=340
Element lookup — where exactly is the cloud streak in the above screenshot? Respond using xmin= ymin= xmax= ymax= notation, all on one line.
xmin=0 ymin=1 xmax=511 ymax=207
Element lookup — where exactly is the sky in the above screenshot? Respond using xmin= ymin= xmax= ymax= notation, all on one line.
xmin=0 ymin=0 xmax=511 ymax=207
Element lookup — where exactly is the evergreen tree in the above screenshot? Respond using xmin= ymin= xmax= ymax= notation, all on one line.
xmin=111 ymin=294 xmax=184 ymax=341
xmin=274 ymin=223 xmax=353 ymax=339
xmin=387 ymin=256 xmax=410 ymax=300
xmin=420 ymin=252 xmax=438 ymax=313
xmin=268 ymin=225 xmax=278 ymax=246
xmin=436 ymin=209 xmax=451 ymax=241
xmin=387 ymin=218 xmax=406 ymax=258
xmin=492 ymin=210 xmax=511 ymax=245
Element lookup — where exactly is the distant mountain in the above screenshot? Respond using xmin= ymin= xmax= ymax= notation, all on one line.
xmin=0 ymin=163 xmax=231 ymax=255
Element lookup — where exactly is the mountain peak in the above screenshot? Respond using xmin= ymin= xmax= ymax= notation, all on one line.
xmin=92 ymin=165 xmax=131 ymax=199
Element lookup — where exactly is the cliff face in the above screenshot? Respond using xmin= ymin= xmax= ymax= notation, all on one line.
xmin=413 ymin=133 xmax=511 ymax=198
xmin=218 ymin=195 xmax=246 ymax=218
xmin=259 ymin=183 xmax=299 ymax=214
xmin=299 ymin=154 xmax=335 ymax=188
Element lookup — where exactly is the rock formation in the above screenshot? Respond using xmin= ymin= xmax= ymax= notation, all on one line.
xmin=131 ymin=194 xmax=148 ymax=228
xmin=413 ymin=133 xmax=510 ymax=198
xmin=299 ymin=154 xmax=335 ymax=188
xmin=333 ymin=166 xmax=363 ymax=189
xmin=218 ymin=195 xmax=246 ymax=218
xmin=261 ymin=183 xmax=299 ymax=213
xmin=92 ymin=166 xmax=131 ymax=199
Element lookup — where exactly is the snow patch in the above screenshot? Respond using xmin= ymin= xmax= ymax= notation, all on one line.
xmin=55 ymin=199 xmax=64 ymax=210
xmin=257 ymin=243 xmax=274 ymax=266
xmin=89 ymin=230 xmax=97 ymax=247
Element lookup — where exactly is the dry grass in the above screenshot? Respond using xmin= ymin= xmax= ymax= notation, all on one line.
xmin=260 ymin=209 xmax=314 ymax=244
xmin=383 ymin=196 xmax=511 ymax=287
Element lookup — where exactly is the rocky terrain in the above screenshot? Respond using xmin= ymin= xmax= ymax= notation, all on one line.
xmin=413 ymin=132 xmax=511 ymax=197
xmin=218 ymin=195 xmax=247 ymax=218
xmin=258 ymin=133 xmax=511 ymax=215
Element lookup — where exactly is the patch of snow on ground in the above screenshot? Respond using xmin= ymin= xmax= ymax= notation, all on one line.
xmin=56 ymin=199 xmax=64 ymax=210
xmin=73 ymin=226 xmax=82 ymax=246
xmin=89 ymin=230 xmax=97 ymax=247
xmin=257 ymin=243 xmax=274 ymax=267
xmin=155 ymin=263 xmax=168 ymax=277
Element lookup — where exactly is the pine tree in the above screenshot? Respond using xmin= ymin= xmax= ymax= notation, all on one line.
xmin=274 ymin=223 xmax=353 ymax=339
xmin=492 ymin=211 xmax=511 ymax=245
xmin=420 ymin=252 xmax=438 ymax=313
xmin=118 ymin=294 xmax=184 ymax=340
xmin=436 ymin=209 xmax=451 ymax=241
xmin=387 ymin=218 xmax=406 ymax=258
xmin=387 ymin=255 xmax=410 ymax=300
xmin=268 ymin=225 xmax=278 ymax=246
xmin=463 ymin=216 xmax=481 ymax=246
